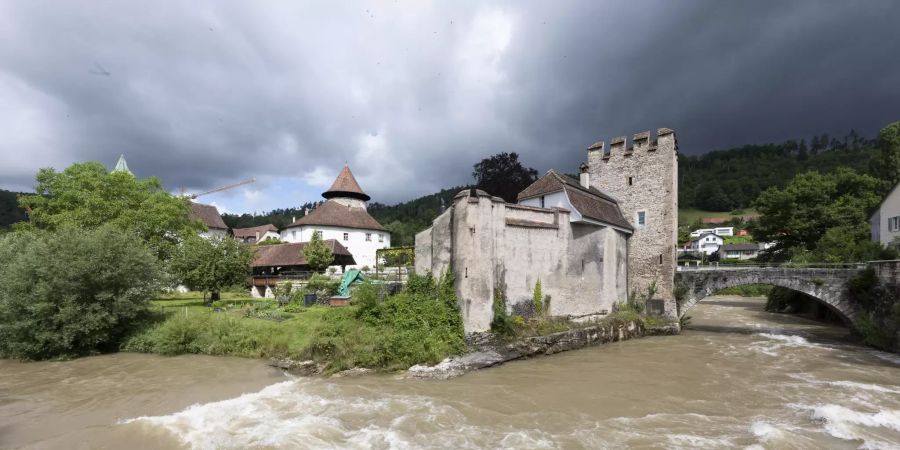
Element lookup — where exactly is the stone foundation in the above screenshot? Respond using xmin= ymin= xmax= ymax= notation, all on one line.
xmin=407 ymin=321 xmax=680 ymax=380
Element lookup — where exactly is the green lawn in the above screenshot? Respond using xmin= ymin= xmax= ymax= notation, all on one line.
xmin=678 ymin=207 xmax=758 ymax=226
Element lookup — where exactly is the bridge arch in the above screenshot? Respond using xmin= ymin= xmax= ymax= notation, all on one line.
xmin=676 ymin=267 xmax=862 ymax=326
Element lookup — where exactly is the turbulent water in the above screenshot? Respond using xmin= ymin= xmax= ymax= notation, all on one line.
xmin=2 ymin=296 xmax=899 ymax=449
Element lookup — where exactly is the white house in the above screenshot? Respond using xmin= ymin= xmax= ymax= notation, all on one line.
xmin=871 ymin=181 xmax=900 ymax=248
xmin=690 ymin=226 xmax=734 ymax=238
xmin=233 ymin=224 xmax=280 ymax=244
xmin=280 ymin=165 xmax=390 ymax=269
xmin=689 ymin=232 xmax=724 ymax=255
xmin=722 ymin=243 xmax=760 ymax=260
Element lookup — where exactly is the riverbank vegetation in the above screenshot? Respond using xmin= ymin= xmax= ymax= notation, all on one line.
xmin=123 ymin=273 xmax=466 ymax=373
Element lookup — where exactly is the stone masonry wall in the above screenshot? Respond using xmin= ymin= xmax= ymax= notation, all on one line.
xmin=589 ymin=128 xmax=679 ymax=316
xmin=416 ymin=189 xmax=629 ymax=333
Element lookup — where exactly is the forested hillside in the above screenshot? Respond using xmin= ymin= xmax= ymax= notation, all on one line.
xmin=0 ymin=190 xmax=27 ymax=229
xmin=679 ymin=131 xmax=879 ymax=211
xmin=368 ymin=186 xmax=471 ymax=246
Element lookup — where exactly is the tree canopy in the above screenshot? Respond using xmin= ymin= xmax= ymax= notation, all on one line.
xmin=16 ymin=162 xmax=202 ymax=260
xmin=303 ymin=231 xmax=334 ymax=272
xmin=169 ymin=235 xmax=253 ymax=299
xmin=751 ymin=168 xmax=884 ymax=261
xmin=472 ymin=152 xmax=538 ymax=203
xmin=0 ymin=225 xmax=163 ymax=359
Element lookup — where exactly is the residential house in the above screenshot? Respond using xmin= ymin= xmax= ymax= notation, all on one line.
xmin=189 ymin=202 xmax=228 ymax=239
xmin=690 ymin=232 xmax=724 ymax=255
xmin=722 ymin=243 xmax=760 ymax=260
xmin=871 ymin=181 xmax=900 ymax=248
xmin=233 ymin=224 xmax=279 ymax=244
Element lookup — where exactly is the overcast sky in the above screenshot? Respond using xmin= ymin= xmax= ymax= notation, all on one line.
xmin=1 ymin=1 xmax=898 ymax=213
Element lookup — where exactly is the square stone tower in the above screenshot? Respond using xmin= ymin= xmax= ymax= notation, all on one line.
xmin=587 ymin=128 xmax=678 ymax=314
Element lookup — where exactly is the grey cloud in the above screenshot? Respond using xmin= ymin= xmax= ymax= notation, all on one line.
xmin=0 ymin=0 xmax=898 ymax=206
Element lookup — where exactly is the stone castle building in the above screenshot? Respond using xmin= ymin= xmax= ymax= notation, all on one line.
xmin=415 ymin=128 xmax=678 ymax=332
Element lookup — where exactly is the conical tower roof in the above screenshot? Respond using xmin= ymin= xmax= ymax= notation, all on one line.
xmin=322 ymin=165 xmax=370 ymax=201
xmin=112 ymin=154 xmax=133 ymax=176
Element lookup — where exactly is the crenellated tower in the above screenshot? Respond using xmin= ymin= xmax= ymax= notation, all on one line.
xmin=587 ymin=128 xmax=679 ymax=315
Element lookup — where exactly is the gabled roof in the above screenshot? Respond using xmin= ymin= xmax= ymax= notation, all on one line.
xmin=284 ymin=199 xmax=386 ymax=231
xmin=323 ymin=165 xmax=370 ymax=202
xmin=251 ymin=240 xmax=355 ymax=267
xmin=189 ymin=202 xmax=227 ymax=230
xmin=517 ymin=170 xmax=632 ymax=231
xmin=693 ymin=232 xmax=724 ymax=241
xmin=233 ymin=224 xmax=278 ymax=239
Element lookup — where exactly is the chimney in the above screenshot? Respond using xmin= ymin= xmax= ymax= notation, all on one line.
xmin=579 ymin=162 xmax=590 ymax=188
xmin=291 ymin=216 xmax=296 ymax=223
xmin=305 ymin=207 xmax=310 ymax=215
xmin=255 ymin=231 xmax=260 ymax=241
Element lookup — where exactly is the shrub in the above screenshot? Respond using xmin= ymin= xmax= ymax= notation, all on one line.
xmin=0 ymin=226 xmax=162 ymax=359
xmin=169 ymin=234 xmax=253 ymax=302
xmin=306 ymin=273 xmax=339 ymax=296
xmin=490 ymin=288 xmax=516 ymax=336
xmin=304 ymin=271 xmax=465 ymax=372
xmin=533 ymin=279 xmax=543 ymax=316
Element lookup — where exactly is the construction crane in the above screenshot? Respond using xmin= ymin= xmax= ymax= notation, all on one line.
xmin=189 ymin=178 xmax=256 ymax=199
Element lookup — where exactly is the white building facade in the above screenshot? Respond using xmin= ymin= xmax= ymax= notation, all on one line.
xmin=871 ymin=182 xmax=900 ymax=248
xmin=280 ymin=166 xmax=390 ymax=269
xmin=690 ymin=232 xmax=724 ymax=255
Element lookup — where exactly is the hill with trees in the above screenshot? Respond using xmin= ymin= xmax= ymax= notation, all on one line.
xmin=679 ymin=130 xmax=880 ymax=212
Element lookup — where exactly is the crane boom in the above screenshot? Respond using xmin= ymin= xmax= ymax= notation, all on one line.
xmin=190 ymin=178 xmax=256 ymax=199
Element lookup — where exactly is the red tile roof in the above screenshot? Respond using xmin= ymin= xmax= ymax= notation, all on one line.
xmin=189 ymin=202 xmax=227 ymax=230
xmin=323 ymin=165 xmax=370 ymax=201
xmin=285 ymin=199 xmax=386 ymax=231
xmin=251 ymin=240 xmax=355 ymax=267
xmin=233 ymin=224 xmax=278 ymax=239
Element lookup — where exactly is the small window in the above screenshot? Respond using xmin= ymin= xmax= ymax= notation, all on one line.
xmin=291 ymin=230 xmax=296 ymax=240
xmin=628 ymin=177 xmax=633 ymax=186
xmin=659 ymin=254 xmax=663 ymax=264
xmin=540 ymin=196 xmax=545 ymax=208
xmin=343 ymin=232 xmax=349 ymax=241
xmin=366 ymin=233 xmax=372 ymax=242
xmin=637 ymin=211 xmax=646 ymax=227
xmin=378 ymin=234 xmax=384 ymax=243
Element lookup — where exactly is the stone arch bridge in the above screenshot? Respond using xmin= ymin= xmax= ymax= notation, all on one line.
xmin=675 ymin=265 xmax=868 ymax=325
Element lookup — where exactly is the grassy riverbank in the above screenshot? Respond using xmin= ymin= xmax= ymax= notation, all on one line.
xmin=124 ymin=274 xmax=467 ymax=373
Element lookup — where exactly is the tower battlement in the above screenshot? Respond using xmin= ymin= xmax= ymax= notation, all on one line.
xmin=586 ymin=127 xmax=679 ymax=316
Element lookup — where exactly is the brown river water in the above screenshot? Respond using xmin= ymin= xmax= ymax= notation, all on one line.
xmin=2 ymin=296 xmax=899 ymax=449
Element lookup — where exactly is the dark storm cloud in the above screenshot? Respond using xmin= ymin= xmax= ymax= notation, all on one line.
xmin=1 ymin=0 xmax=898 ymax=209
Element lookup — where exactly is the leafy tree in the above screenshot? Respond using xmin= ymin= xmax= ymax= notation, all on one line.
xmin=876 ymin=121 xmax=900 ymax=189
xmin=170 ymin=235 xmax=253 ymax=302
xmin=303 ymin=231 xmax=334 ymax=272
xmin=472 ymin=152 xmax=538 ymax=203
xmin=16 ymin=162 xmax=201 ymax=260
xmin=752 ymin=168 xmax=882 ymax=261
xmin=0 ymin=226 xmax=163 ymax=359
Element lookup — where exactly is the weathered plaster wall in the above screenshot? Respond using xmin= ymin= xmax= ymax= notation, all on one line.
xmin=416 ymin=189 xmax=628 ymax=333
xmin=589 ymin=129 xmax=678 ymax=315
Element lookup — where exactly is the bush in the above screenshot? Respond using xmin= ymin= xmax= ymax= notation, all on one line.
xmin=533 ymin=279 xmax=543 ymax=316
xmin=304 ymin=271 xmax=465 ymax=372
xmin=490 ymin=288 xmax=516 ymax=336
xmin=306 ymin=273 xmax=339 ymax=296
xmin=0 ymin=226 xmax=163 ymax=359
